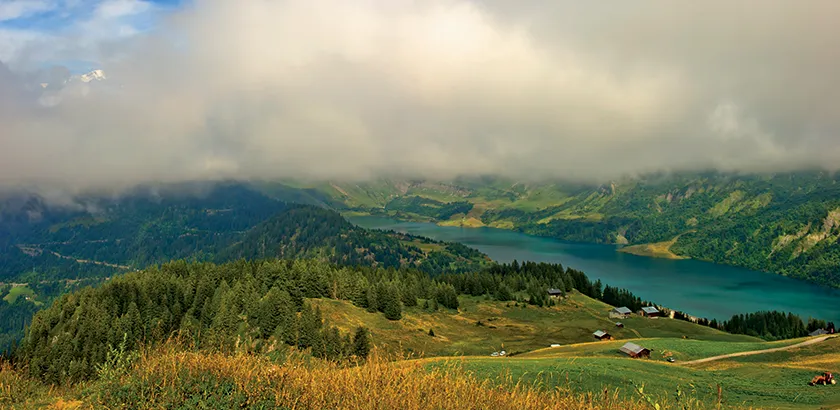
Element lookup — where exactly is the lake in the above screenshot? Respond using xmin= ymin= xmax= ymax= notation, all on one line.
xmin=348 ymin=215 xmax=840 ymax=323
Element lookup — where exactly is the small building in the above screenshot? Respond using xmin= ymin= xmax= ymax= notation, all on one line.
xmin=593 ymin=330 xmax=612 ymax=341
xmin=641 ymin=306 xmax=661 ymax=318
xmin=620 ymin=342 xmax=651 ymax=358
xmin=809 ymin=328 xmax=829 ymax=336
xmin=547 ymin=288 xmax=564 ymax=299
xmin=610 ymin=307 xmax=632 ymax=319
xmin=615 ymin=322 xmax=624 ymax=328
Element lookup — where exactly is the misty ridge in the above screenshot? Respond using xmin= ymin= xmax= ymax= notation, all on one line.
xmin=2 ymin=0 xmax=840 ymax=194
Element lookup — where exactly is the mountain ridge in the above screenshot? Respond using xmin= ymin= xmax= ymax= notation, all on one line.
xmin=299 ymin=171 xmax=840 ymax=288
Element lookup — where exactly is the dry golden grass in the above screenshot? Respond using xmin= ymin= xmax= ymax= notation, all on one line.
xmin=80 ymin=344 xmax=700 ymax=410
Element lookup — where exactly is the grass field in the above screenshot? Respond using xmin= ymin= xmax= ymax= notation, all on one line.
xmin=425 ymin=337 xmax=840 ymax=409
xmin=2 ymin=285 xmax=35 ymax=304
xmin=310 ymin=291 xmax=838 ymax=409
xmin=311 ymin=292 xmax=758 ymax=358
xmin=519 ymin=337 xmax=808 ymax=362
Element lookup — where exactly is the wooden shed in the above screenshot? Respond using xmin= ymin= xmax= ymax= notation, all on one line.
xmin=641 ymin=306 xmax=661 ymax=318
xmin=593 ymin=330 xmax=612 ymax=341
xmin=610 ymin=307 xmax=632 ymax=319
xmin=619 ymin=342 xmax=651 ymax=358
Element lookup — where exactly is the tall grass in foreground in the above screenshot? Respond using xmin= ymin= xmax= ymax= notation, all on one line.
xmin=76 ymin=343 xmax=721 ymax=410
xmin=2 ymin=343 xmax=751 ymax=409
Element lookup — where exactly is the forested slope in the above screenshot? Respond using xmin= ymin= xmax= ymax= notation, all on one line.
xmin=0 ymin=182 xmax=486 ymax=353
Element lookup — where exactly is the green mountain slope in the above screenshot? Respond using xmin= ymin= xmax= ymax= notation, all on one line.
xmin=0 ymin=183 xmax=487 ymax=353
xmin=9 ymin=256 xmax=835 ymax=409
xmin=311 ymin=172 xmax=840 ymax=288
xmin=0 ymin=183 xmax=485 ymax=283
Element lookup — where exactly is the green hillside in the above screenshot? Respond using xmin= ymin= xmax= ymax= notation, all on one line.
xmin=6 ymin=256 xmax=835 ymax=409
xmin=433 ymin=336 xmax=840 ymax=409
xmin=308 ymin=172 xmax=840 ymax=288
xmin=0 ymin=184 xmax=487 ymax=354
xmin=311 ymin=293 xmax=758 ymax=358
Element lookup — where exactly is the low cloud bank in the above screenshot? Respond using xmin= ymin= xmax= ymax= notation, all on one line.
xmin=1 ymin=0 xmax=840 ymax=193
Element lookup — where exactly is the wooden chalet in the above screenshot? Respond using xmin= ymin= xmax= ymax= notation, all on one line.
xmin=610 ymin=307 xmax=632 ymax=319
xmin=593 ymin=330 xmax=612 ymax=341
xmin=619 ymin=342 xmax=651 ymax=358
xmin=641 ymin=306 xmax=661 ymax=318
xmin=547 ymin=288 xmax=564 ymax=299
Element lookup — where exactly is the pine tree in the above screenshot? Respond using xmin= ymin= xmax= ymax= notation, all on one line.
xmin=123 ymin=302 xmax=143 ymax=343
xmin=256 ymin=287 xmax=293 ymax=339
xmin=297 ymin=303 xmax=323 ymax=348
xmin=381 ymin=284 xmax=402 ymax=320
xmin=365 ymin=287 xmax=378 ymax=313
xmin=352 ymin=326 xmax=371 ymax=360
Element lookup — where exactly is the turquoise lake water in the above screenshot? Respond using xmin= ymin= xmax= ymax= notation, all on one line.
xmin=349 ymin=215 xmax=840 ymax=323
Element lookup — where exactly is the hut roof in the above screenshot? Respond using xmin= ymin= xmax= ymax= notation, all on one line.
xmin=620 ymin=342 xmax=648 ymax=356
xmin=809 ymin=328 xmax=829 ymax=336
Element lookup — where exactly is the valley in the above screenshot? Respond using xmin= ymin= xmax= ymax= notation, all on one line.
xmin=1 ymin=179 xmax=839 ymax=409
xmin=296 ymin=172 xmax=840 ymax=289
xmin=3 ymin=2 xmax=839 ymax=408
xmin=349 ymin=216 xmax=840 ymax=324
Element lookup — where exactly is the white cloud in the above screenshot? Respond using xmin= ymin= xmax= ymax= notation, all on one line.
xmin=0 ymin=28 xmax=51 ymax=64
xmin=94 ymin=0 xmax=150 ymax=19
xmin=0 ymin=0 xmax=55 ymax=22
xmin=0 ymin=0 xmax=158 ymax=68
xmin=2 ymin=0 xmax=840 ymax=190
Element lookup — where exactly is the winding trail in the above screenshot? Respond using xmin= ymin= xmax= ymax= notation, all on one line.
xmin=682 ymin=335 xmax=837 ymax=365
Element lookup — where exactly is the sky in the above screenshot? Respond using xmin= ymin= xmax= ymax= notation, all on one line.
xmin=1 ymin=0 xmax=840 ymax=193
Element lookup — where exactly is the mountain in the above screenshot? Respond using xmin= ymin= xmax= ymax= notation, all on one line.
xmin=32 ymin=68 xmax=106 ymax=89
xmin=0 ymin=182 xmax=486 ymax=353
xmin=74 ymin=69 xmax=107 ymax=83
xmin=302 ymin=171 xmax=840 ymax=288
xmin=0 ymin=182 xmax=485 ymax=283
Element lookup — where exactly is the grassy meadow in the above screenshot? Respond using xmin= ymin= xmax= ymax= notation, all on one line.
xmin=2 ymin=286 xmax=36 ymax=304
xmin=311 ymin=292 xmax=758 ymax=358
xmin=311 ymin=292 xmax=838 ymax=409
xmin=422 ymin=336 xmax=840 ymax=409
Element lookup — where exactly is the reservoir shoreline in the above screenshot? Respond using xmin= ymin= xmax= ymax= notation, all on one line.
xmin=348 ymin=215 xmax=840 ymax=324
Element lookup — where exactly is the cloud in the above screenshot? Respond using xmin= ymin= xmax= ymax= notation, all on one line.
xmin=1 ymin=0 xmax=840 ymax=192
xmin=95 ymin=0 xmax=151 ymax=19
xmin=0 ymin=0 xmax=159 ymax=68
xmin=0 ymin=1 xmax=55 ymax=22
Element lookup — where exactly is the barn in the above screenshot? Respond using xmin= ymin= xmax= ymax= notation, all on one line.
xmin=610 ymin=307 xmax=632 ymax=319
xmin=547 ymin=288 xmax=564 ymax=299
xmin=641 ymin=306 xmax=661 ymax=318
xmin=593 ymin=330 xmax=612 ymax=341
xmin=619 ymin=342 xmax=651 ymax=358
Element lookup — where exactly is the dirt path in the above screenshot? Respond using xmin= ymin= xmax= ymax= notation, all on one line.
xmin=682 ymin=335 xmax=837 ymax=365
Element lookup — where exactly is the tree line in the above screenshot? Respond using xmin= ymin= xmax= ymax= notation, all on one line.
xmin=14 ymin=256 xmax=835 ymax=385
xmin=14 ymin=258 xmax=640 ymax=384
